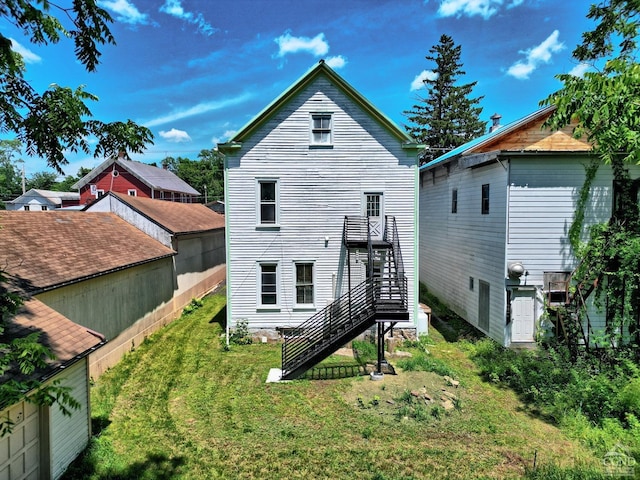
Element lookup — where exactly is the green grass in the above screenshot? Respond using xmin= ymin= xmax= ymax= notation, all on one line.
xmin=63 ymin=288 xmax=607 ymax=479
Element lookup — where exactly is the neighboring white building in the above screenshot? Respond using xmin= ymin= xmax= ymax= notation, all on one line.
xmin=419 ymin=106 xmax=640 ymax=346
xmin=220 ymin=61 xmax=424 ymax=377
xmin=6 ymin=189 xmax=80 ymax=211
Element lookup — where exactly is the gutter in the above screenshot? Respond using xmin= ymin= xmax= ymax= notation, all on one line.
xmin=28 ymin=253 xmax=176 ymax=296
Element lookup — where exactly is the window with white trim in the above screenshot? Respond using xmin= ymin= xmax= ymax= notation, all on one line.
xmin=257 ymin=179 xmax=278 ymax=225
xmin=259 ymin=263 xmax=278 ymax=307
xmin=310 ymin=113 xmax=332 ymax=145
xmin=128 ymin=189 xmax=137 ymax=196
xmin=41 ymin=205 xmax=48 ymax=211
xmin=295 ymin=262 xmax=314 ymax=306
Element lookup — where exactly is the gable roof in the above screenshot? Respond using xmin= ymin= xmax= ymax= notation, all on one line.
xmin=219 ymin=60 xmax=423 ymax=151
xmin=420 ymin=106 xmax=559 ymax=170
xmin=72 ymin=156 xmax=200 ymax=195
xmin=105 ymin=192 xmax=225 ymax=235
xmin=0 ymin=211 xmax=175 ymax=294
xmin=1 ymin=298 xmax=105 ymax=392
xmin=8 ymin=189 xmax=80 ymax=206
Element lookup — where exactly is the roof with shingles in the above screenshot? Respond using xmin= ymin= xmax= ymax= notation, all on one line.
xmin=0 ymin=298 xmax=104 ymax=394
xmin=8 ymin=189 xmax=80 ymax=206
xmin=72 ymin=157 xmax=200 ymax=195
xmin=109 ymin=192 xmax=225 ymax=234
xmin=420 ymin=106 xmax=557 ymax=170
xmin=0 ymin=211 xmax=175 ymax=294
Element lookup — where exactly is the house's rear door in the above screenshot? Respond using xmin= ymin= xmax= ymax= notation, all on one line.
xmin=511 ymin=289 xmax=535 ymax=342
xmin=363 ymin=192 xmax=384 ymax=241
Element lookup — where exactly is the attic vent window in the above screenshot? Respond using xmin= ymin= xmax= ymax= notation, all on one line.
xmin=310 ymin=113 xmax=332 ymax=146
xmin=112 ymin=170 xmax=119 ymax=177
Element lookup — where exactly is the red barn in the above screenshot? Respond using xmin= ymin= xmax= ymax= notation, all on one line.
xmin=73 ymin=153 xmax=200 ymax=205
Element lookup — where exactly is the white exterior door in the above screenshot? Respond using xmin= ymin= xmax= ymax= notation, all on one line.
xmin=0 ymin=400 xmax=40 ymax=480
xmin=363 ymin=192 xmax=384 ymax=240
xmin=511 ymin=289 xmax=536 ymax=342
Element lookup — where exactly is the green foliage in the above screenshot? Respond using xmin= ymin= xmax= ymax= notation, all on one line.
xmin=229 ymin=318 xmax=252 ymax=345
xmin=542 ymin=0 xmax=640 ymax=348
xmin=396 ymin=350 xmax=456 ymax=377
xmin=352 ymin=339 xmax=377 ymax=364
xmin=404 ymin=34 xmax=486 ymax=163
xmin=470 ymin=337 xmax=640 ymax=457
xmin=161 ymin=149 xmax=224 ymax=202
xmin=181 ymin=298 xmax=203 ymax=315
xmin=0 ymin=1 xmax=153 ymax=174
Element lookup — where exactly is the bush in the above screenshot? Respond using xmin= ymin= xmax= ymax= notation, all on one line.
xmin=229 ymin=319 xmax=252 ymax=345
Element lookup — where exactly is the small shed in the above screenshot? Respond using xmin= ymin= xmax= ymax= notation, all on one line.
xmin=0 ymin=298 xmax=105 ymax=479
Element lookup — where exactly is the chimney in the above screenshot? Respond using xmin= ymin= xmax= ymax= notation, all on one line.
xmin=490 ymin=113 xmax=502 ymax=132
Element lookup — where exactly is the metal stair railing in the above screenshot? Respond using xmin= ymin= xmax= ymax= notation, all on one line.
xmin=282 ymin=279 xmax=377 ymax=380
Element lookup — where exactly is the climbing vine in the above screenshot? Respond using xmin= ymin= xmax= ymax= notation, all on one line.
xmin=568 ymin=160 xmax=600 ymax=252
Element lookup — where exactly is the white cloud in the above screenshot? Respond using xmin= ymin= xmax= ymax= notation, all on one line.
xmin=144 ymin=92 xmax=254 ymax=127
xmin=212 ymin=130 xmax=237 ymax=146
xmin=98 ymin=0 xmax=148 ymax=25
xmin=410 ymin=70 xmax=438 ymax=91
xmin=437 ymin=0 xmax=524 ymax=19
xmin=325 ymin=55 xmax=347 ymax=69
xmin=159 ymin=0 xmax=216 ymax=36
xmin=9 ymin=38 xmax=41 ymax=64
xmin=568 ymin=62 xmax=591 ymax=77
xmin=159 ymin=128 xmax=192 ymax=142
xmin=274 ymin=31 xmax=329 ymax=58
xmin=506 ymin=30 xmax=565 ymax=80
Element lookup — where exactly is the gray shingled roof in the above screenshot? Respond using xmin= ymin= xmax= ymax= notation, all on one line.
xmin=72 ymin=156 xmax=200 ymax=195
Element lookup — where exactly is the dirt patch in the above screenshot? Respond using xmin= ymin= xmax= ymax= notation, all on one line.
xmin=342 ymin=369 xmax=463 ymax=417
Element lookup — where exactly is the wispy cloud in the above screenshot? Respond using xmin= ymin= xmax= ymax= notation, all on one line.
xmin=9 ymin=38 xmax=41 ymax=64
xmin=159 ymin=128 xmax=192 ymax=142
xmin=159 ymin=0 xmax=216 ymax=36
xmin=325 ymin=55 xmax=347 ymax=69
xmin=274 ymin=31 xmax=329 ymax=58
xmin=98 ymin=0 xmax=148 ymax=25
xmin=212 ymin=129 xmax=237 ymax=146
xmin=410 ymin=70 xmax=438 ymax=91
xmin=568 ymin=62 xmax=591 ymax=77
xmin=144 ymin=92 xmax=254 ymax=128
xmin=506 ymin=30 xmax=565 ymax=80
xmin=437 ymin=0 xmax=523 ymax=19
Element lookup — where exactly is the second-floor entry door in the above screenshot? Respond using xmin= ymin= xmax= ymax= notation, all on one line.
xmin=363 ymin=192 xmax=384 ymax=241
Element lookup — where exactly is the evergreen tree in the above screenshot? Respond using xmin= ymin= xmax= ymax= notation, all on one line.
xmin=405 ymin=34 xmax=487 ymax=163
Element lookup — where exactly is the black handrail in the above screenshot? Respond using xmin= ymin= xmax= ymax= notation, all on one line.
xmin=282 ymin=279 xmax=376 ymax=376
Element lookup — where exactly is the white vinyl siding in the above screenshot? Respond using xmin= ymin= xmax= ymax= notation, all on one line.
xmin=419 ymin=160 xmax=508 ymax=343
xmin=226 ymin=75 xmax=418 ymax=330
xmin=49 ymin=360 xmax=90 ymax=480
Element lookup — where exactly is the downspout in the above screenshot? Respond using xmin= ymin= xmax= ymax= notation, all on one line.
xmin=223 ymin=153 xmax=231 ymax=348
xmin=414 ymin=159 xmax=420 ymax=330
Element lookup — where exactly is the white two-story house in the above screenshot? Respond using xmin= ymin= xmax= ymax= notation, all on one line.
xmin=220 ymin=60 xmax=424 ymax=378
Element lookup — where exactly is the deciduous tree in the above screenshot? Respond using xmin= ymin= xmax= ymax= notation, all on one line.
xmin=0 ymin=0 xmax=154 ymax=434
xmin=542 ymin=0 xmax=640 ymax=348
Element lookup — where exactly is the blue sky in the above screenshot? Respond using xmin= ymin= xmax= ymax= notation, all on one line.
xmin=5 ymin=0 xmax=595 ymax=177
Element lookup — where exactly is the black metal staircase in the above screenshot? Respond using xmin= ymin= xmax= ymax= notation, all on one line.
xmin=281 ymin=215 xmax=408 ymax=380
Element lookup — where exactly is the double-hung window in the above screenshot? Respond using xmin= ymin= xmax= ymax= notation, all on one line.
xmin=295 ymin=262 xmax=314 ymax=306
xmin=259 ymin=263 xmax=278 ymax=307
xmin=257 ymin=179 xmax=278 ymax=226
xmin=310 ymin=113 xmax=332 ymax=145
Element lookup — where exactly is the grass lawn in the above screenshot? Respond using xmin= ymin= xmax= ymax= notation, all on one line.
xmin=63 ymin=288 xmax=604 ymax=479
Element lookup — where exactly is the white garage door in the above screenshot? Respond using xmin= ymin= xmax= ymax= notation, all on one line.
xmin=0 ymin=400 xmax=40 ymax=480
